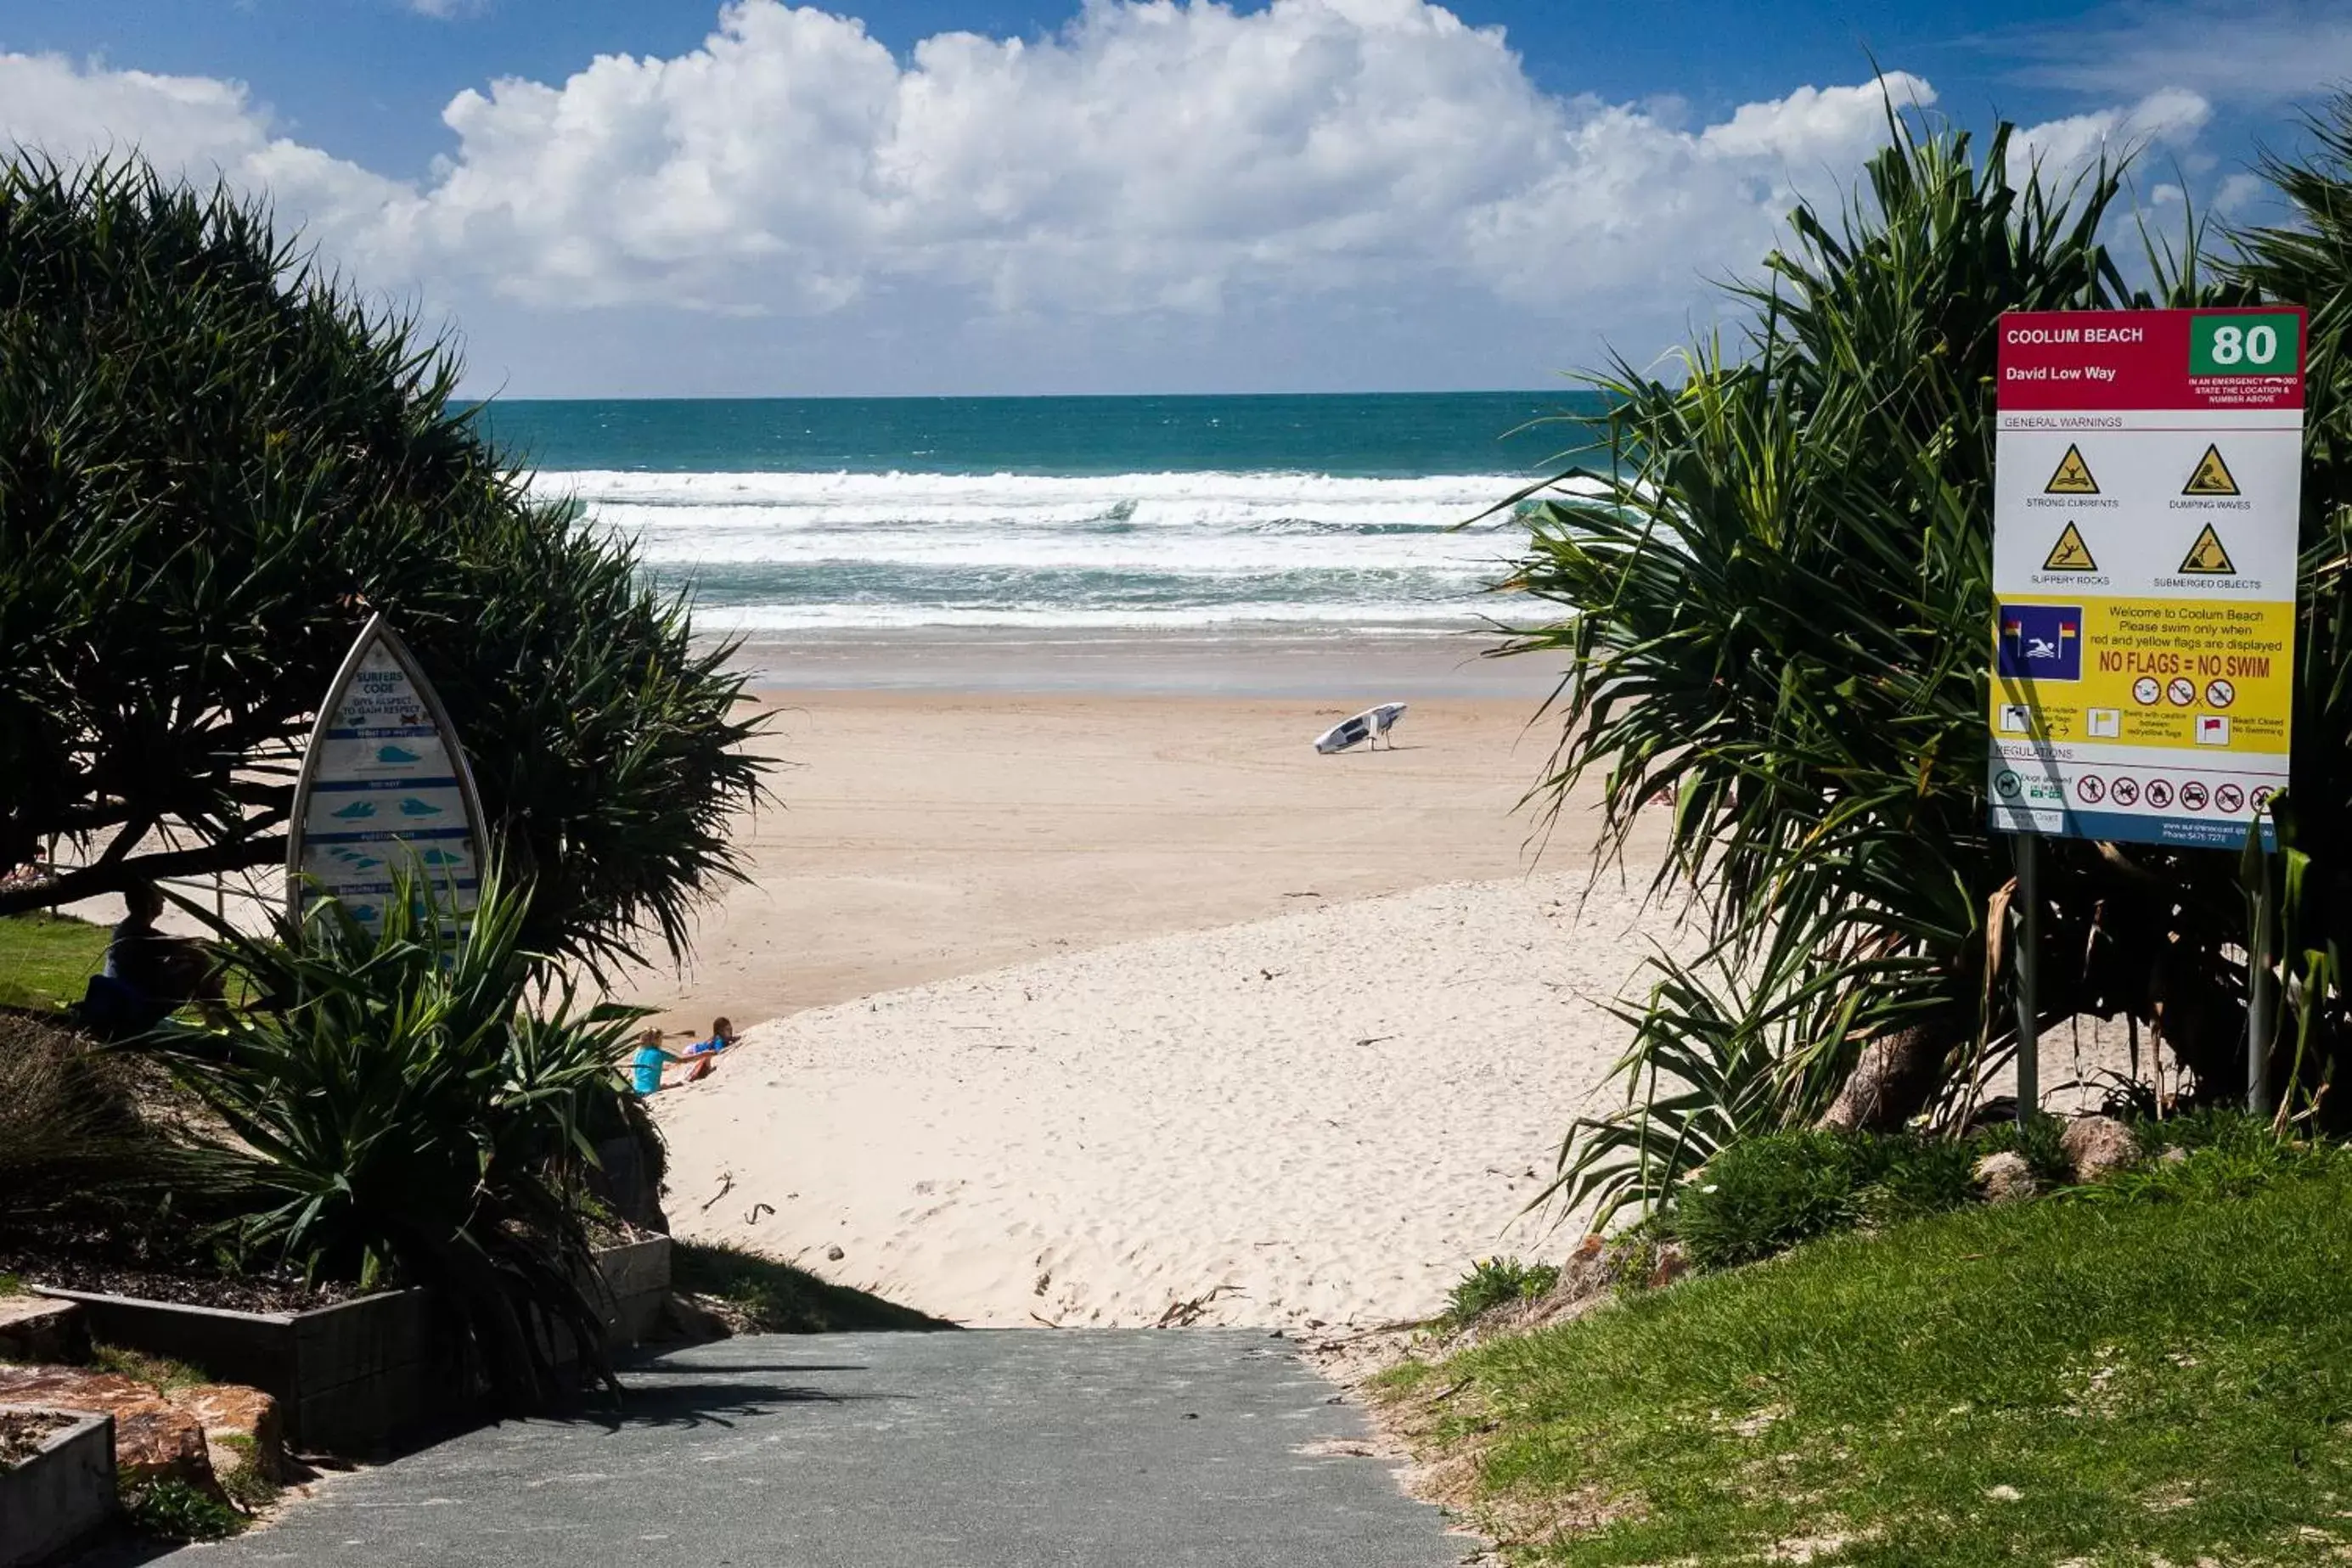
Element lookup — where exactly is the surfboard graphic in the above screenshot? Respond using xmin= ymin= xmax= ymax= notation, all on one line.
xmin=286 ymin=614 xmax=487 ymax=937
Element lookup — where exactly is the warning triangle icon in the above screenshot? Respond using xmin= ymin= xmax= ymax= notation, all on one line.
xmin=2041 ymin=522 xmax=2098 ymax=571
xmin=2045 ymin=444 xmax=2100 ymax=495
xmin=2182 ymin=444 xmax=2240 ymax=496
xmin=2179 ymin=523 xmax=2237 ymax=575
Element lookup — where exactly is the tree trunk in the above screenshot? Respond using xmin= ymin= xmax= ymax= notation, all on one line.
xmin=1818 ymin=1003 xmax=1971 ymax=1132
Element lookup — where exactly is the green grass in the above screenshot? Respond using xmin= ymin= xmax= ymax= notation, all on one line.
xmin=121 ymin=1475 xmax=243 ymax=1541
xmin=672 ymin=1241 xmax=957 ymax=1333
xmin=1446 ymin=1257 xmax=1563 ymax=1327
xmin=1383 ymin=1162 xmax=2352 ymax=1565
xmin=0 ymin=912 xmax=107 ymax=1011
xmin=91 ymin=1343 xmax=211 ymax=1395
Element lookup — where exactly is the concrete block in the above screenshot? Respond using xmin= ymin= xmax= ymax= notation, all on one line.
xmin=0 ymin=1408 xmax=115 ymax=1568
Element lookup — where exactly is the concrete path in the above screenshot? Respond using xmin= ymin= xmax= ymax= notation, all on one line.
xmin=173 ymin=1331 xmax=1462 ymax=1567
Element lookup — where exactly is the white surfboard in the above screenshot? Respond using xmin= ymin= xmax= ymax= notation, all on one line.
xmin=1314 ymin=702 xmax=1408 ymax=754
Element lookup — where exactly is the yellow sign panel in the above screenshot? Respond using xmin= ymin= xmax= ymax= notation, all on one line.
xmin=2041 ymin=521 xmax=2097 ymax=571
xmin=2045 ymin=443 xmax=2100 ymax=494
xmin=1989 ymin=595 xmax=2292 ymax=754
xmin=2179 ymin=524 xmax=2237 ymax=575
xmin=2182 ymin=444 xmax=2240 ymax=496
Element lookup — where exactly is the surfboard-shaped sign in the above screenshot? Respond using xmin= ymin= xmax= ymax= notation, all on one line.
xmin=286 ymin=614 xmax=487 ymax=937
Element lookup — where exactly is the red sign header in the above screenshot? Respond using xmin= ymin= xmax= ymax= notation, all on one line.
xmin=1997 ymin=307 xmax=2307 ymax=412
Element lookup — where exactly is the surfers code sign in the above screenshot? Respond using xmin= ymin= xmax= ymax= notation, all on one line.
xmin=1988 ymin=307 xmax=2305 ymax=850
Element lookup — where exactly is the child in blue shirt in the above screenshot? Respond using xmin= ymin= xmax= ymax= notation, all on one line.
xmin=681 ymin=1016 xmax=736 ymax=1082
xmin=630 ymin=1029 xmax=685 ymax=1096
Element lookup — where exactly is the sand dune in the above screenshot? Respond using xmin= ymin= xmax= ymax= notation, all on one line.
xmin=656 ymin=873 xmax=1686 ymax=1329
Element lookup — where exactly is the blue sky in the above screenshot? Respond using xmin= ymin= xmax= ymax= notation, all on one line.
xmin=0 ymin=0 xmax=2338 ymax=395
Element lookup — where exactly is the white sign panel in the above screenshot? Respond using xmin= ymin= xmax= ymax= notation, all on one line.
xmin=287 ymin=615 xmax=487 ymax=935
xmin=1989 ymin=308 xmax=2304 ymax=851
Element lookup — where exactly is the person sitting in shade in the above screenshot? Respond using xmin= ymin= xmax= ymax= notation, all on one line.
xmin=629 ymin=1027 xmax=687 ymax=1097
xmin=76 ymin=881 xmax=220 ymax=1039
xmin=681 ymin=1016 xmax=737 ymax=1082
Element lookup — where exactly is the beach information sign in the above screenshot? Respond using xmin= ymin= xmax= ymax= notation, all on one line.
xmin=1989 ymin=307 xmax=2306 ymax=850
xmin=287 ymin=614 xmax=487 ymax=935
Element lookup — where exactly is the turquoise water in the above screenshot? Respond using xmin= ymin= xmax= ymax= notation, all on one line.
xmin=471 ymin=391 xmax=1604 ymax=633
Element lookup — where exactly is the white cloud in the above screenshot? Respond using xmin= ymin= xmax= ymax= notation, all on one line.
xmin=0 ymin=52 xmax=409 ymax=250
xmin=2008 ymin=87 xmax=2212 ymax=188
xmin=0 ymin=2 xmax=2227 ymax=391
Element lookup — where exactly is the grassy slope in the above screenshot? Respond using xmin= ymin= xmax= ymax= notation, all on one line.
xmin=1383 ymin=1168 xmax=2352 ymax=1565
xmin=0 ymin=912 xmax=107 ymax=1011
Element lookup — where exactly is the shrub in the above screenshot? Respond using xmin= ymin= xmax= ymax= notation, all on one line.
xmin=149 ymin=867 xmax=642 ymax=1407
xmin=121 ymin=1477 xmax=242 ymax=1542
xmin=1972 ymin=1111 xmax=2074 ymax=1187
xmin=0 ymin=158 xmax=767 ymax=970
xmin=1856 ymin=1135 xmax=1981 ymax=1222
xmin=2085 ymin=1127 xmax=2348 ymax=1206
xmin=1674 ymin=1132 xmax=1869 ymax=1271
xmin=1673 ymin=1127 xmax=1992 ymax=1270
xmin=0 ymin=1012 xmax=240 ymax=1237
xmin=1445 ymin=1257 xmax=1563 ymax=1325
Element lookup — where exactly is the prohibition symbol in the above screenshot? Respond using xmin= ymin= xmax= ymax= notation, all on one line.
xmin=2133 ymin=676 xmax=2161 ymax=705
xmin=2182 ymin=444 xmax=2241 ymax=497
xmin=2181 ymin=781 xmax=2211 ymax=811
xmin=2041 ymin=522 xmax=2098 ymax=571
xmin=2206 ymin=677 xmax=2236 ymax=708
xmin=2076 ymin=775 xmax=2106 ymax=803
xmin=2167 ymin=676 xmax=2197 ymax=706
xmin=2217 ymin=784 xmax=2246 ymax=813
xmin=2179 ymin=523 xmax=2237 ymax=575
xmin=2045 ymin=444 xmax=2100 ymax=495
xmin=2146 ymin=779 xmax=2175 ymax=808
xmin=2253 ymin=786 xmax=2276 ymax=812
xmin=2111 ymin=777 xmax=2141 ymax=806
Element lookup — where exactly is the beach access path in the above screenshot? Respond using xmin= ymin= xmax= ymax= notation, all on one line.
xmin=155 ymin=1330 xmax=1461 ymax=1568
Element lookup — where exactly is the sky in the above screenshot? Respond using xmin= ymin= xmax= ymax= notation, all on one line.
xmin=0 ymin=0 xmax=2342 ymax=396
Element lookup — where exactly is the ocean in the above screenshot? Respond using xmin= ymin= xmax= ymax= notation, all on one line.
xmin=470 ymin=392 xmax=1602 ymax=638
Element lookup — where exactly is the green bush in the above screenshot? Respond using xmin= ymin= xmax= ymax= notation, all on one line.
xmin=150 ymin=867 xmax=641 ymax=1407
xmin=2086 ymin=1126 xmax=2348 ymax=1206
xmin=1973 ymin=1111 xmax=2075 ymax=1186
xmin=121 ymin=1477 xmax=242 ymax=1542
xmin=1445 ymin=1257 xmax=1563 ymax=1325
xmin=1674 ymin=1131 xmax=1868 ymax=1270
xmin=0 ymin=158 xmax=766 ymax=970
xmin=1856 ymin=1134 xmax=1981 ymax=1222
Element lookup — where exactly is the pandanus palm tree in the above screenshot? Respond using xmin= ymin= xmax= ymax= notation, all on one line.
xmin=1502 ymin=109 xmax=2323 ymax=1226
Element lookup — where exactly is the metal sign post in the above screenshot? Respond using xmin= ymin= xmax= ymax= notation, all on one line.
xmin=1989 ymin=308 xmax=2307 ymax=1117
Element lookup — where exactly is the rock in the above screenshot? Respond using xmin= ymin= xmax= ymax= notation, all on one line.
xmin=2059 ymin=1115 xmax=2139 ymax=1183
xmin=2159 ymin=1144 xmax=2191 ymax=1165
xmin=825 ymin=1245 xmax=846 ymax=1262
xmin=0 ymin=1367 xmax=215 ymax=1492
xmin=180 ymin=1384 xmax=284 ymax=1486
xmin=1973 ymin=1149 xmax=2039 ymax=1204
xmin=0 ymin=1294 xmax=89 ymax=1364
xmin=1646 ymin=1241 xmax=1690 ymax=1290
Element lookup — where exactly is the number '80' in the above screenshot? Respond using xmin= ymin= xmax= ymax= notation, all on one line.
xmin=2209 ymin=323 xmax=2281 ymax=365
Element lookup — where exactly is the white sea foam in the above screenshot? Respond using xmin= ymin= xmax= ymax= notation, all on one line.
xmin=543 ymin=467 xmax=1589 ymax=632
xmin=699 ymin=601 xmax=1506 ymax=632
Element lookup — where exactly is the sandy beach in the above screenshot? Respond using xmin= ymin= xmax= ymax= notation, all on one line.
xmin=656 ymin=871 xmax=1683 ymax=1329
xmin=627 ymin=633 xmax=1691 ymax=1326
xmin=618 ymin=634 xmax=1598 ymax=1032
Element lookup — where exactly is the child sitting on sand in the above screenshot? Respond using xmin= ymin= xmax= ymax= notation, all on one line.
xmin=681 ymin=1016 xmax=736 ymax=1082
